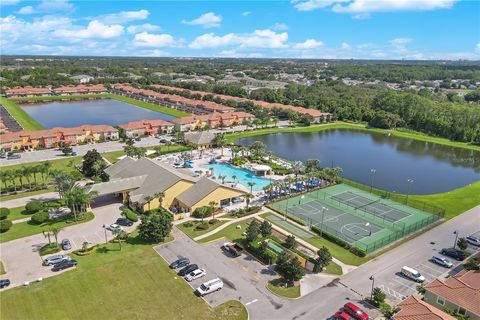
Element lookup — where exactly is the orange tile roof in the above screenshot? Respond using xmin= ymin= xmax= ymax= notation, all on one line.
xmin=4 ymin=86 xmax=52 ymax=96
xmin=394 ymin=295 xmax=456 ymax=320
xmin=425 ymin=270 xmax=480 ymax=315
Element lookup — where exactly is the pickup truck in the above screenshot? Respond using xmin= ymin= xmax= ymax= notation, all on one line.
xmin=221 ymin=242 xmax=242 ymax=257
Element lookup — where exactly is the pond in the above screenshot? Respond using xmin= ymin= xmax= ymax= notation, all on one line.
xmin=20 ymin=98 xmax=176 ymax=128
xmin=237 ymin=129 xmax=480 ymax=194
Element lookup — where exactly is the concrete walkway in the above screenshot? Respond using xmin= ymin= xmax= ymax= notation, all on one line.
xmin=1 ymin=192 xmax=59 ymax=209
xmin=12 ymin=217 xmax=30 ymax=224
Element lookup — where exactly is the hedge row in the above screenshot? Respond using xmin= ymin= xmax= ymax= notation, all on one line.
xmin=311 ymin=226 xmax=366 ymax=257
xmin=234 ymin=205 xmax=261 ymax=218
xmin=122 ymin=208 xmax=139 ymax=222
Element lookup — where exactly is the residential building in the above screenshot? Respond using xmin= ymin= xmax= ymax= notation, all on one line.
xmin=4 ymin=86 xmax=52 ymax=98
xmin=69 ymin=75 xmax=94 ymax=84
xmin=89 ymin=157 xmax=246 ymax=217
xmin=393 ymin=295 xmax=456 ymax=320
xmin=171 ymin=112 xmax=254 ymax=131
xmin=184 ymin=131 xmax=216 ymax=149
xmin=53 ymin=84 xmax=107 ymax=95
xmin=119 ymin=119 xmax=174 ymax=137
xmin=424 ymin=270 xmax=480 ymax=320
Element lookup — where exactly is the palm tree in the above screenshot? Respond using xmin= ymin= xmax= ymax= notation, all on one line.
xmin=245 ymin=193 xmax=253 ymax=209
xmin=231 ymin=146 xmax=241 ymax=159
xmin=51 ymin=227 xmax=63 ymax=246
xmin=64 ymin=187 xmax=98 ymax=221
xmin=31 ymin=164 xmax=40 ymax=186
xmin=232 ymin=175 xmax=237 ymax=184
xmin=153 ymin=192 xmax=165 ymax=208
xmin=40 ymin=161 xmax=52 ymax=186
xmin=22 ymin=166 xmax=32 ymax=189
xmin=43 ymin=228 xmax=52 ymax=246
xmin=208 ymin=200 xmax=218 ymax=220
xmin=9 ymin=170 xmax=18 ymax=192
xmin=0 ymin=171 xmax=8 ymax=191
xmin=112 ymin=229 xmax=125 ymax=251
xmin=144 ymin=195 xmax=154 ymax=212
xmin=247 ymin=181 xmax=256 ymax=195
xmin=213 ymin=133 xmax=228 ymax=156
xmin=219 ymin=175 xmax=226 ymax=184
xmin=292 ymin=161 xmax=305 ymax=179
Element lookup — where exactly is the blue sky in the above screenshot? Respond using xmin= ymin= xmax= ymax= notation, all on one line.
xmin=1 ymin=0 xmax=479 ymax=59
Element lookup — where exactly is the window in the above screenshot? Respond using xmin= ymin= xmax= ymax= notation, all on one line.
xmin=436 ymin=296 xmax=445 ymax=306
xmin=457 ymin=307 xmax=467 ymax=316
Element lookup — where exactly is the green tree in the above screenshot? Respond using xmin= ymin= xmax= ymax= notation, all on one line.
xmin=316 ymin=246 xmax=332 ymax=271
xmin=247 ymin=181 xmax=256 ymax=195
xmin=82 ymin=149 xmax=105 ymax=177
xmin=52 ymin=171 xmax=75 ymax=199
xmin=283 ymin=256 xmax=305 ymax=284
xmin=245 ymin=220 xmax=260 ymax=243
xmin=284 ymin=235 xmax=296 ymax=249
xmin=457 ymin=237 xmax=468 ymax=251
xmin=260 ymin=220 xmax=272 ymax=238
xmin=59 ymin=142 xmax=73 ymax=156
xmin=138 ymin=210 xmax=173 ymax=243
xmin=213 ymin=133 xmax=228 ymax=156
xmin=51 ymin=226 xmax=63 ymax=246
xmin=372 ymin=287 xmax=386 ymax=306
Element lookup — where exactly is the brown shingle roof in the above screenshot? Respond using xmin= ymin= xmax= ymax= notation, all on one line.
xmin=394 ymin=295 xmax=456 ymax=320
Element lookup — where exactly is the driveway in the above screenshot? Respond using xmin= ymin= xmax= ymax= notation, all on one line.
xmin=155 ymin=227 xmax=285 ymax=319
xmin=1 ymin=192 xmax=59 ymax=209
xmin=0 ymin=195 xmax=137 ymax=289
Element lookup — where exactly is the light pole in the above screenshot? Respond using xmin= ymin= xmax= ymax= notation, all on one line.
xmin=453 ymin=231 xmax=459 ymax=248
xmin=370 ymin=169 xmax=376 ymax=193
xmin=366 ymin=222 xmax=372 ymax=236
xmin=299 ymin=195 xmax=305 ymax=205
xmin=285 ymin=197 xmax=289 ymax=221
xmin=406 ymin=178 xmax=414 ymax=205
xmin=102 ymin=224 xmax=108 ymax=245
xmin=319 ymin=206 xmax=328 ymax=237
xmin=369 ymin=275 xmax=375 ymax=300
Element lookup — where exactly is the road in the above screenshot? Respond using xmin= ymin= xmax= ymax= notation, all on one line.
xmin=0 ymin=195 xmax=137 ymax=289
xmin=1 ymin=192 xmax=59 ymax=208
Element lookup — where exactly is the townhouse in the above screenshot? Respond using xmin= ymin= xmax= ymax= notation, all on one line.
xmin=119 ymin=119 xmax=174 ymax=137
xmin=4 ymin=86 xmax=52 ymax=98
xmin=4 ymin=85 xmax=107 ymax=98
xmin=171 ymin=111 xmax=254 ymax=131
xmin=0 ymin=125 xmax=118 ymax=151
xmin=53 ymin=84 xmax=107 ymax=95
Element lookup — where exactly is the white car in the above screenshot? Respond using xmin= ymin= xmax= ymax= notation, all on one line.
xmin=196 ymin=278 xmax=223 ymax=296
xmin=466 ymin=235 xmax=480 ymax=246
xmin=107 ymin=224 xmax=124 ymax=232
xmin=185 ymin=268 xmax=206 ymax=282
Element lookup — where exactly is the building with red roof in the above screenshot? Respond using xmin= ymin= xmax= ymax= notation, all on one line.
xmin=394 ymin=295 xmax=456 ymax=320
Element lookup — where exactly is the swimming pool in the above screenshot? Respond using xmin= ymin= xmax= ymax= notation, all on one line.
xmin=202 ymin=163 xmax=272 ymax=191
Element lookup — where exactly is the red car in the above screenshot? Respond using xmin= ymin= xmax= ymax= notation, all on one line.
xmin=335 ymin=311 xmax=352 ymax=320
xmin=343 ymin=303 xmax=369 ymax=320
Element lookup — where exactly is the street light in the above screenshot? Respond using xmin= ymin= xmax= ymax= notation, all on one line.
xmin=366 ymin=222 xmax=372 ymax=236
xmin=369 ymin=275 xmax=375 ymax=300
xmin=406 ymin=178 xmax=414 ymax=205
xmin=102 ymin=224 xmax=108 ymax=245
xmin=453 ymin=231 xmax=459 ymax=249
xmin=299 ymin=195 xmax=305 ymax=205
xmin=370 ymin=169 xmax=376 ymax=193
xmin=319 ymin=206 xmax=328 ymax=237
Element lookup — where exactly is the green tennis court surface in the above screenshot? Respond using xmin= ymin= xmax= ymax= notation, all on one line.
xmin=269 ymin=184 xmax=443 ymax=253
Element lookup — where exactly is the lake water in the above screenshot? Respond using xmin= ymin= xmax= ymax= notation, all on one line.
xmin=237 ymin=129 xmax=480 ymax=194
xmin=20 ymin=99 xmax=176 ymax=128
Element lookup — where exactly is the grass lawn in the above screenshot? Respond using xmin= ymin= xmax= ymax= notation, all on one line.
xmin=198 ymin=218 xmax=253 ymax=243
xmin=5 ymin=206 xmax=29 ymax=221
xmin=101 ymin=144 xmax=191 ymax=164
xmin=0 ymin=97 xmax=43 ymax=130
xmin=261 ymin=212 xmax=368 ymax=266
xmin=266 ymin=278 xmax=300 ymax=299
xmin=325 ymin=261 xmax=343 ymax=275
xmin=0 ymin=235 xmax=247 ymax=320
xmin=177 ymin=219 xmax=231 ymax=239
xmin=107 ymin=93 xmax=190 ymax=117
xmin=0 ymin=211 xmax=94 ymax=243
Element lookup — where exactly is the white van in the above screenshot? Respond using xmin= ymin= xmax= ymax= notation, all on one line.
xmin=401 ymin=266 xmax=425 ymax=282
xmin=196 ymin=278 xmax=223 ymax=296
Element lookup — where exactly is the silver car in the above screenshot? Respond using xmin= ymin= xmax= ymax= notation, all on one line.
xmin=466 ymin=235 xmax=480 ymax=247
xmin=61 ymin=239 xmax=72 ymax=250
xmin=431 ymin=255 xmax=453 ymax=268
xmin=43 ymin=254 xmax=70 ymax=266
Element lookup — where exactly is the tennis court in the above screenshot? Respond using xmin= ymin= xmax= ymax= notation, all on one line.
xmin=268 ymin=184 xmax=444 ymax=253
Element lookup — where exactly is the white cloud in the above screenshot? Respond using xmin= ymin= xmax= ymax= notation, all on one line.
xmin=271 ymin=23 xmax=289 ymax=31
xmin=241 ymin=11 xmax=252 ymax=16
xmin=293 ymin=0 xmax=458 ymax=13
xmin=182 ymin=12 xmax=222 ymax=28
xmin=95 ymin=9 xmax=150 ymax=24
xmin=190 ymin=29 xmax=288 ymax=49
xmin=137 ymin=49 xmax=170 ymax=57
xmin=17 ymin=6 xmax=34 ymax=14
xmin=1 ymin=0 xmax=22 ymax=5
xmin=133 ymin=32 xmax=178 ymax=47
xmin=294 ymin=39 xmax=324 ymax=49
xmin=127 ymin=23 xmax=161 ymax=34
xmin=341 ymin=42 xmax=351 ymax=50
xmin=352 ymin=13 xmax=370 ymax=19
xmin=389 ymin=37 xmax=412 ymax=51
xmin=54 ymin=20 xmax=124 ymax=39
xmin=475 ymin=43 xmax=480 ymax=53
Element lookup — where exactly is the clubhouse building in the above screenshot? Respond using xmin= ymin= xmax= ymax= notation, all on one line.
xmin=89 ymin=157 xmax=247 ymax=217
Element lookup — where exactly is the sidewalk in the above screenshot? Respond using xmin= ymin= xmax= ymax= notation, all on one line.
xmin=1 ymin=192 xmax=59 ymax=208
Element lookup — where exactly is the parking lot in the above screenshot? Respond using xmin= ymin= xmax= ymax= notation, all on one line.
xmin=155 ymin=228 xmax=284 ymax=317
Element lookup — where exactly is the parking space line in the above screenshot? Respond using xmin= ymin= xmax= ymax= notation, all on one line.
xmin=379 ymin=285 xmax=407 ymax=300
xmin=392 ymin=278 xmax=417 ymax=292
xmin=245 ymin=299 xmax=258 ymax=306
xmin=417 ymin=263 xmax=445 ymax=275
xmin=70 ymin=238 xmax=77 ymax=249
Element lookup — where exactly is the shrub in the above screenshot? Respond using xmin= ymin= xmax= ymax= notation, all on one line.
xmin=31 ymin=211 xmax=49 ymax=224
xmin=123 ymin=208 xmax=138 ymax=222
xmin=0 ymin=208 xmax=10 ymax=220
xmin=0 ymin=220 xmax=12 ymax=233
xmin=192 ymin=206 xmax=213 ymax=219
xmin=208 ymin=219 xmax=218 ymax=225
xmin=25 ymin=201 xmax=44 ymax=214
xmin=39 ymin=243 xmax=60 ymax=256
xmin=195 ymin=222 xmax=209 ymax=230
xmin=311 ymin=225 xmax=366 ymax=257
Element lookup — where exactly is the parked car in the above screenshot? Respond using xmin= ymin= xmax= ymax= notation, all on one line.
xmin=466 ymin=235 xmax=480 ymax=247
xmin=43 ymin=254 xmax=70 ymax=266
xmin=169 ymin=257 xmax=190 ymax=269
xmin=0 ymin=153 xmax=6 ymax=159
xmin=221 ymin=242 xmax=241 ymax=257
xmin=178 ymin=264 xmax=198 ymax=277
xmin=401 ymin=266 xmax=425 ymax=282
xmin=431 ymin=255 xmax=453 ymax=268
xmin=343 ymin=302 xmax=369 ymax=320
xmin=159 ymin=139 xmax=167 ymax=143
xmin=440 ymin=248 xmax=465 ymax=261
xmin=61 ymin=239 xmax=72 ymax=251
xmin=71 ymin=151 xmax=77 ymax=156
xmin=0 ymin=279 xmax=10 ymax=289
xmin=134 ymin=137 xmax=141 ymax=141
xmin=52 ymin=259 xmax=78 ymax=272
xmin=334 ymin=311 xmax=352 ymax=320
xmin=116 ymin=218 xmax=134 ymax=227
xmin=7 ymin=153 xmax=21 ymax=160
xmin=196 ymin=278 xmax=223 ymax=296
xmin=107 ymin=224 xmax=124 ymax=232
xmin=185 ymin=268 xmax=206 ymax=282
